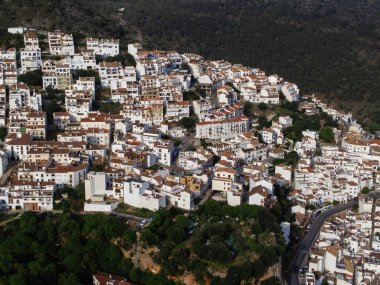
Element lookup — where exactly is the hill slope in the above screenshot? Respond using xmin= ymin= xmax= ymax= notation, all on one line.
xmin=1 ymin=0 xmax=380 ymax=127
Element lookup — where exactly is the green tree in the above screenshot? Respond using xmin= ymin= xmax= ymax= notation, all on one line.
xmin=73 ymin=69 xmax=101 ymax=86
xmin=179 ymin=116 xmax=198 ymax=130
xmin=9 ymin=274 xmax=27 ymax=285
xmin=361 ymin=187 xmax=370 ymax=194
xmin=141 ymin=229 xmax=159 ymax=246
xmin=18 ymin=69 xmax=43 ymax=86
xmin=284 ymin=151 xmax=298 ymax=166
xmin=0 ymin=127 xmax=7 ymax=140
xmin=103 ymin=54 xmax=136 ymax=67
xmin=261 ymin=276 xmax=281 ymax=285
xmin=258 ymin=116 xmax=270 ymax=129
xmin=252 ymin=259 xmax=265 ymax=279
xmin=97 ymin=101 xmax=122 ymax=114
xmin=260 ymin=247 xmax=278 ymax=267
xmin=167 ymin=226 xmax=186 ymax=243
xmin=320 ymin=127 xmax=334 ymax=143
xmin=258 ymin=102 xmax=268 ymax=111
xmin=182 ymin=90 xmax=200 ymax=101
xmin=123 ymin=228 xmax=137 ymax=249
xmin=243 ymin=101 xmax=254 ymax=117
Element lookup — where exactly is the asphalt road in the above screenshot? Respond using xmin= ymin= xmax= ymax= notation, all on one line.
xmin=4 ymin=209 xmax=150 ymax=226
xmin=287 ymin=200 xmax=356 ymax=285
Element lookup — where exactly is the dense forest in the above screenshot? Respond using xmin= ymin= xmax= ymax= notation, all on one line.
xmin=0 ymin=212 xmax=177 ymax=285
xmin=0 ymin=0 xmax=379 ymax=126
xmin=0 ymin=200 xmax=286 ymax=285
xmin=139 ymin=200 xmax=286 ymax=284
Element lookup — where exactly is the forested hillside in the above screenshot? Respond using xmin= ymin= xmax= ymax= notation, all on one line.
xmin=1 ymin=0 xmax=380 ymax=127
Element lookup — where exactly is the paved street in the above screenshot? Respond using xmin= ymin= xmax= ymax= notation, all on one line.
xmin=287 ymin=200 xmax=356 ymax=285
xmin=0 ymin=160 xmax=19 ymax=186
xmin=287 ymin=190 xmax=380 ymax=285
xmin=3 ymin=209 xmax=150 ymax=226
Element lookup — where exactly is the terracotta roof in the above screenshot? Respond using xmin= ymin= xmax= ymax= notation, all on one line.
xmin=249 ymin=185 xmax=268 ymax=197
xmin=214 ymin=167 xmax=237 ymax=175
xmin=93 ymin=272 xmax=137 ymax=285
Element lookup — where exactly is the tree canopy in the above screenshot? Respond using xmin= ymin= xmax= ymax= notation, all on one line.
xmin=0 ymin=212 xmax=175 ymax=285
xmin=319 ymin=127 xmax=334 ymax=143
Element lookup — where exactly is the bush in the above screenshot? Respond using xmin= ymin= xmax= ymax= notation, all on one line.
xmin=18 ymin=69 xmax=43 ymax=86
xmin=320 ymin=127 xmax=334 ymax=143
xmin=183 ymin=91 xmax=200 ymax=101
xmin=251 ymin=223 xmax=263 ymax=235
xmin=361 ymin=187 xmax=370 ymax=194
xmin=179 ymin=116 xmax=198 ymax=130
xmin=96 ymin=101 xmax=122 ymax=114
xmin=261 ymin=276 xmax=281 ymax=285
xmin=167 ymin=226 xmax=186 ymax=243
xmin=258 ymin=103 xmax=268 ymax=111
xmin=141 ymin=229 xmax=159 ymax=246
xmin=244 ymin=101 xmax=254 ymax=117
xmin=0 ymin=127 xmax=7 ymax=141
xmin=259 ymin=247 xmax=278 ymax=267
xmin=102 ymin=54 xmax=136 ymax=67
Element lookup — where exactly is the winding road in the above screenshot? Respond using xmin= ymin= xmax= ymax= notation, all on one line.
xmin=287 ymin=200 xmax=356 ymax=285
xmin=288 ymin=191 xmax=380 ymax=285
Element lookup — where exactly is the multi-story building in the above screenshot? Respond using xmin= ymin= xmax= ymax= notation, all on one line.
xmin=42 ymin=61 xmax=72 ymax=90
xmin=152 ymin=140 xmax=174 ymax=166
xmin=165 ymin=101 xmax=191 ymax=122
xmin=86 ymin=38 xmax=119 ymax=56
xmin=342 ymin=132 xmax=370 ymax=155
xmin=61 ymin=52 xmax=97 ymax=70
xmin=0 ymin=85 xmax=6 ymax=126
xmin=24 ymin=31 xmax=40 ymax=49
xmin=7 ymin=181 xmax=56 ymax=211
xmin=4 ymin=133 xmax=32 ymax=160
xmin=123 ymin=178 xmax=166 ymax=211
xmin=193 ymin=99 xmax=214 ymax=121
xmin=8 ymin=83 xmax=30 ymax=110
xmin=20 ymin=48 xmax=42 ymax=73
xmin=195 ymin=115 xmax=249 ymax=140
xmin=281 ymin=82 xmax=300 ymax=102
xmin=0 ymin=49 xmax=17 ymax=85
xmin=20 ymin=31 xmax=42 ymax=73
xmin=17 ymin=161 xmax=88 ymax=189
xmin=98 ymin=61 xmax=124 ymax=88
xmin=65 ymin=90 xmax=92 ymax=122
xmin=8 ymin=107 xmax=47 ymax=140
xmin=0 ymin=48 xmax=16 ymax=60
xmin=212 ymin=167 xmax=237 ymax=193
xmin=48 ymin=30 xmax=75 ymax=56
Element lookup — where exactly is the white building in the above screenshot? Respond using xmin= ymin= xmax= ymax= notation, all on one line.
xmin=48 ymin=31 xmax=75 ymax=56
xmin=165 ymin=101 xmax=191 ymax=122
xmin=0 ymin=85 xmax=6 ymax=126
xmin=4 ymin=133 xmax=32 ymax=160
xmin=248 ymin=185 xmax=269 ymax=207
xmin=193 ymin=99 xmax=213 ymax=121
xmin=86 ymin=38 xmax=119 ymax=56
xmin=85 ymin=172 xmax=112 ymax=200
xmin=152 ymin=140 xmax=174 ymax=166
xmin=212 ymin=167 xmax=237 ymax=193
xmin=98 ymin=61 xmax=124 ymax=88
xmin=20 ymin=48 xmax=42 ymax=73
xmin=281 ymin=82 xmax=300 ymax=102
xmin=0 ymin=150 xmax=8 ymax=177
xmin=123 ymin=179 xmax=166 ymax=211
xmin=7 ymin=181 xmax=55 ymax=211
xmin=342 ymin=132 xmax=370 ymax=155
xmin=195 ymin=115 xmax=249 ymax=140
